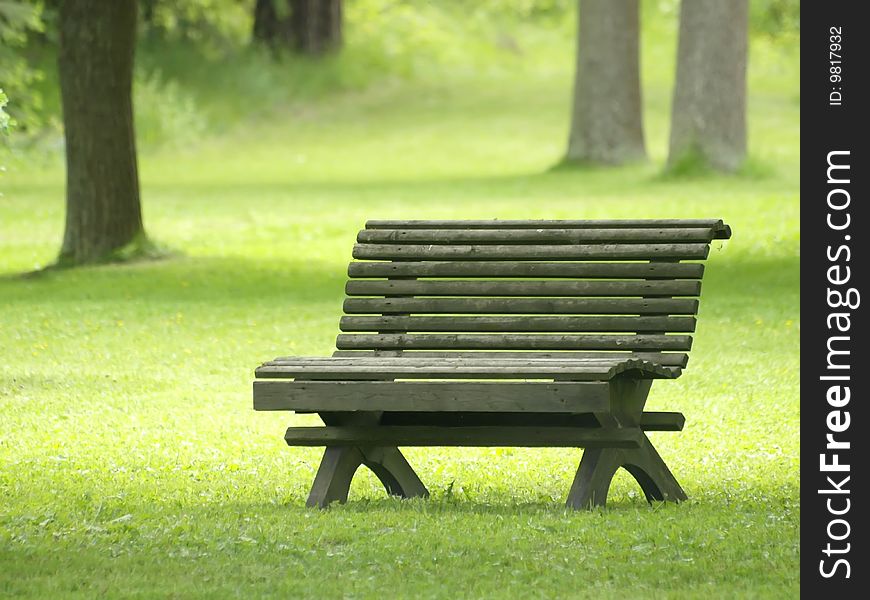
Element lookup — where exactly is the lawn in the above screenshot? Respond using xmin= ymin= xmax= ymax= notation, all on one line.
xmin=1 ymin=9 xmax=799 ymax=599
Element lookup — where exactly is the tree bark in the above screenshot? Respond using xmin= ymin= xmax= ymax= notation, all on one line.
xmin=58 ymin=0 xmax=144 ymax=264
xmin=253 ymin=0 xmax=282 ymax=44
xmin=253 ymin=0 xmax=342 ymax=55
xmin=668 ymin=0 xmax=749 ymax=172
xmin=565 ymin=0 xmax=645 ymax=165
xmin=290 ymin=0 xmax=342 ymax=55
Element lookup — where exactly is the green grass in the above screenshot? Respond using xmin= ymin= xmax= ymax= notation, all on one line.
xmin=0 ymin=10 xmax=799 ymax=599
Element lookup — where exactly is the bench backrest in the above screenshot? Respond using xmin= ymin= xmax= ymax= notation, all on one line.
xmin=335 ymin=219 xmax=731 ymax=368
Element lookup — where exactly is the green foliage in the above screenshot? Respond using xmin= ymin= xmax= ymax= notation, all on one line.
xmin=1 ymin=88 xmax=8 ymax=180
xmin=0 ymin=0 xmax=44 ymax=131
xmin=750 ymin=0 xmax=800 ymax=37
xmin=0 ymin=88 xmax=9 ymax=135
xmin=133 ymin=69 xmax=208 ymax=149
xmin=139 ymin=0 xmax=252 ymax=52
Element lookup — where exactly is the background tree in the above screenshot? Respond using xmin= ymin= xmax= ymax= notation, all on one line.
xmin=253 ymin=0 xmax=342 ymax=55
xmin=58 ymin=0 xmax=146 ymax=264
xmin=564 ymin=0 xmax=645 ymax=165
xmin=668 ymin=0 xmax=749 ymax=172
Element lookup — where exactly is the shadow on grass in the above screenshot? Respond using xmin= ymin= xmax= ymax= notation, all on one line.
xmin=0 ymin=254 xmax=347 ymax=305
xmin=309 ymin=495 xmax=679 ymax=516
xmin=654 ymin=155 xmax=774 ymax=182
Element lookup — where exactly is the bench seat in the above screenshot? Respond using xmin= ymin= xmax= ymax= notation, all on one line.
xmin=256 ymin=356 xmax=682 ymax=381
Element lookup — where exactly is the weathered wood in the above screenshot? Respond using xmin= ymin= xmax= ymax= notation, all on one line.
xmin=285 ymin=425 xmax=644 ymax=448
xmin=339 ymin=315 xmax=697 ymax=333
xmin=310 ymin=412 xmax=429 ymax=503
xmin=621 ymin=434 xmax=688 ymax=503
xmin=261 ymin=356 xmax=680 ymax=379
xmin=306 ymin=446 xmax=364 ymax=508
xmin=565 ymin=433 xmax=687 ymax=509
xmin=256 ymin=367 xmax=650 ymax=381
xmin=329 ymin=350 xmax=691 ymax=368
xmin=345 ymin=279 xmax=701 ymax=298
xmin=343 ymin=297 xmax=700 ymax=315
xmin=565 ymin=446 xmax=622 ymax=508
xmin=359 ymin=446 xmax=429 ymax=500
xmin=353 ymin=243 xmax=710 ymax=261
xmin=604 ymin=378 xmax=652 ymax=427
xmin=370 ymin=410 xmax=684 ymax=431
xmin=255 ymin=380 xmax=612 ymax=412
xmin=256 ymin=359 xmax=681 ymax=380
xmin=364 ymin=219 xmax=732 ymax=239
xmin=335 ymin=333 xmax=692 ymax=351
xmin=357 ymin=228 xmax=715 ymax=244
xmin=348 ymin=261 xmax=705 ymax=279
xmin=564 ymin=377 xmax=687 ymax=509
xmin=638 ymin=411 xmax=685 ymax=431
xmin=266 ymin=356 xmax=648 ymax=365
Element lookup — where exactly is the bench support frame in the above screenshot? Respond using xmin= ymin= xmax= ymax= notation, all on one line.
xmin=306 ymin=445 xmax=429 ymax=508
xmin=298 ymin=377 xmax=685 ymax=510
xmin=566 ymin=432 xmax=687 ymax=508
xmin=566 ymin=378 xmax=686 ymax=508
xmin=305 ymin=411 xmax=428 ymax=508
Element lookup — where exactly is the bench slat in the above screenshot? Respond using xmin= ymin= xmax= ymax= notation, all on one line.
xmin=330 ymin=350 xmax=690 ymax=368
xmin=339 ymin=315 xmax=697 ymax=333
xmin=365 ymin=219 xmax=732 ymax=240
xmin=283 ymin=425 xmax=644 ymax=448
xmin=353 ymin=243 xmax=710 ymax=261
xmin=335 ymin=334 xmax=692 ymax=351
xmin=262 ymin=357 xmax=680 ymax=377
xmin=358 ymin=228 xmax=716 ymax=244
xmin=348 ymin=261 xmax=705 ymax=279
xmin=256 ymin=359 xmax=681 ymax=380
xmin=265 ymin=358 xmax=639 ymax=367
xmin=345 ymin=279 xmax=701 ymax=297
xmin=378 ymin=410 xmax=685 ymax=431
xmin=639 ymin=412 xmax=685 ymax=431
xmin=254 ymin=380 xmax=611 ymax=412
xmin=343 ymin=297 xmax=699 ymax=315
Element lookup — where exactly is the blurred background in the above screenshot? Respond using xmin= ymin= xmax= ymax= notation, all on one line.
xmin=2 ymin=2 xmax=798 ymax=189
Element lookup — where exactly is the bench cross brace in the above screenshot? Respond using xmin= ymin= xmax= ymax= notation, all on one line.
xmin=304 ymin=412 xmax=429 ymax=508
xmin=566 ymin=379 xmax=687 ymax=509
xmin=301 ymin=380 xmax=686 ymax=510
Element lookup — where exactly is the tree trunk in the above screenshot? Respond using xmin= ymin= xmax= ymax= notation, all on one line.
xmin=290 ymin=0 xmax=342 ymax=55
xmin=252 ymin=0 xmax=282 ymax=44
xmin=253 ymin=0 xmax=342 ymax=55
xmin=58 ymin=0 xmax=144 ymax=264
xmin=565 ymin=0 xmax=645 ymax=165
xmin=667 ymin=0 xmax=748 ymax=172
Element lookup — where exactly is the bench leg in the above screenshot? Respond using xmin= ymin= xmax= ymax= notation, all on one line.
xmin=306 ymin=446 xmax=365 ymax=508
xmin=305 ymin=411 xmax=428 ymax=507
xmin=566 ymin=447 xmax=623 ymax=509
xmin=622 ymin=434 xmax=687 ymax=504
xmin=566 ymin=433 xmax=686 ymax=510
xmin=305 ymin=445 xmax=429 ymax=508
xmin=361 ymin=446 xmax=429 ymax=500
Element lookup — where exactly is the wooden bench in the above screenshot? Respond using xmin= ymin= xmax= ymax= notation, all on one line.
xmin=254 ymin=219 xmax=731 ymax=509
